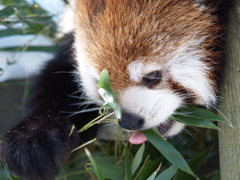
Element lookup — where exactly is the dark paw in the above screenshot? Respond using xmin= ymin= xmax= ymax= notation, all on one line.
xmin=0 ymin=115 xmax=79 ymax=180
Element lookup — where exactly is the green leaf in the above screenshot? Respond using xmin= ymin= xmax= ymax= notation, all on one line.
xmin=84 ymin=148 xmax=105 ymax=180
xmin=124 ymin=145 xmax=133 ymax=180
xmin=142 ymin=129 xmax=196 ymax=178
xmin=146 ymin=163 xmax=161 ymax=180
xmin=94 ymin=156 xmax=125 ymax=180
xmin=0 ymin=29 xmax=34 ymax=38
xmin=95 ymin=156 xmax=116 ymax=165
xmin=0 ymin=6 xmax=15 ymax=20
xmin=155 ymin=165 xmax=178 ymax=180
xmin=175 ymin=106 xmax=225 ymax=122
xmin=0 ymin=46 xmax=58 ymax=52
xmin=0 ymin=4 xmax=35 ymax=21
xmin=0 ymin=166 xmax=20 ymax=180
xmin=138 ymin=157 xmax=162 ymax=180
xmin=146 ymin=171 xmax=158 ymax=180
xmin=1 ymin=0 xmax=26 ymax=5
xmin=98 ymin=70 xmax=121 ymax=118
xmin=97 ymin=69 xmax=111 ymax=88
xmin=173 ymin=150 xmax=210 ymax=180
xmin=97 ymin=164 xmax=125 ymax=180
xmin=131 ymin=143 xmax=145 ymax=175
xmin=172 ymin=115 xmax=218 ymax=129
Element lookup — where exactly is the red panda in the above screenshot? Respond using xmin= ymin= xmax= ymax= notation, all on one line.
xmin=74 ymin=0 xmax=226 ymax=143
xmin=0 ymin=0 xmax=231 ymax=179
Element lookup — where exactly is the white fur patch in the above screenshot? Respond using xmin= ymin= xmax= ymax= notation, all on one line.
xmin=118 ymin=87 xmax=183 ymax=130
xmin=128 ymin=61 xmax=162 ymax=82
xmin=167 ymin=37 xmax=216 ymax=107
xmin=163 ymin=122 xmax=185 ymax=137
xmin=74 ymin=34 xmax=102 ymax=101
xmin=78 ymin=62 xmax=101 ymax=100
xmin=128 ymin=36 xmax=216 ymax=107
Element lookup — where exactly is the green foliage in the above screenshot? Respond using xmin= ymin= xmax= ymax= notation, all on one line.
xmin=0 ymin=166 xmax=20 ymax=180
xmin=143 ymin=129 xmax=195 ymax=177
xmin=171 ymin=106 xmax=226 ymax=130
xmin=0 ymin=0 xmax=61 ymax=75
xmin=98 ymin=70 xmax=121 ymax=119
xmin=0 ymin=0 xmax=59 ymax=37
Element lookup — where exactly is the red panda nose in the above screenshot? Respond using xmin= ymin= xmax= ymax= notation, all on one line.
xmin=118 ymin=113 xmax=144 ymax=130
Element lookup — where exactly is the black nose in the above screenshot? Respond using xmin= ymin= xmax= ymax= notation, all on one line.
xmin=118 ymin=113 xmax=144 ymax=130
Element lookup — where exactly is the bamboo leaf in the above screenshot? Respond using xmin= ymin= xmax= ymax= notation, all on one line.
xmin=138 ymin=157 xmax=162 ymax=180
xmin=0 ymin=6 xmax=15 ymax=20
xmin=131 ymin=143 xmax=145 ymax=175
xmin=124 ymin=145 xmax=133 ymax=180
xmin=172 ymin=115 xmax=218 ymax=129
xmin=1 ymin=0 xmax=25 ymax=5
xmin=84 ymin=148 xmax=105 ymax=180
xmin=0 ymin=46 xmax=58 ymax=52
xmin=155 ymin=165 xmax=178 ymax=180
xmin=173 ymin=150 xmax=210 ymax=180
xmin=96 ymin=164 xmax=125 ymax=180
xmin=175 ymin=106 xmax=225 ymax=122
xmin=94 ymin=156 xmax=125 ymax=180
xmin=146 ymin=163 xmax=161 ymax=180
xmin=0 ymin=166 xmax=20 ymax=180
xmin=142 ymin=129 xmax=196 ymax=178
xmin=98 ymin=70 xmax=121 ymax=119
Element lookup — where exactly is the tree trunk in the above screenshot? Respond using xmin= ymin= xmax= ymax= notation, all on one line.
xmin=218 ymin=1 xmax=240 ymax=179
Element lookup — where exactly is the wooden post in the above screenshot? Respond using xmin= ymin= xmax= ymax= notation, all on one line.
xmin=218 ymin=1 xmax=240 ymax=179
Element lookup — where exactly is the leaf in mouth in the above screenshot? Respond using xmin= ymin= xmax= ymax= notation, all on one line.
xmin=97 ymin=69 xmax=121 ymax=119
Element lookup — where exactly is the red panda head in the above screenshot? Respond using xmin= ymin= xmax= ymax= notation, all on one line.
xmin=74 ymin=0 xmax=222 ymax=139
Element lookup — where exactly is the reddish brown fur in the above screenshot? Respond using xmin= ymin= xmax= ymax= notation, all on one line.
xmin=75 ymin=0 xmax=222 ymax=93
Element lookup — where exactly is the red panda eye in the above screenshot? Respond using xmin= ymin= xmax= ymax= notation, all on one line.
xmin=142 ymin=71 xmax=161 ymax=87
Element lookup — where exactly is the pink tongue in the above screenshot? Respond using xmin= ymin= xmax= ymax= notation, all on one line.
xmin=129 ymin=130 xmax=147 ymax=144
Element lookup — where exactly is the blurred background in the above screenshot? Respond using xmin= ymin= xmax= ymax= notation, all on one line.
xmin=0 ymin=0 xmax=67 ymax=138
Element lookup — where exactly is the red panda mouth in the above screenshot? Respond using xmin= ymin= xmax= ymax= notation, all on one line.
xmin=157 ymin=120 xmax=173 ymax=135
xmin=129 ymin=120 xmax=173 ymax=145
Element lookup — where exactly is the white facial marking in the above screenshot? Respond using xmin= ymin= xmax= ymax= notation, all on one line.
xmin=128 ymin=61 xmax=161 ymax=82
xmin=163 ymin=122 xmax=185 ymax=137
xmin=118 ymin=87 xmax=183 ymax=130
xmin=123 ymin=36 xmax=216 ymax=135
xmin=167 ymin=37 xmax=216 ymax=107
xmin=75 ymin=39 xmax=101 ymax=100
xmin=79 ymin=63 xmax=101 ymax=100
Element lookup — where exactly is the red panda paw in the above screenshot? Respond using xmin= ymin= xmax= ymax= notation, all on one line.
xmin=0 ymin=114 xmax=79 ymax=180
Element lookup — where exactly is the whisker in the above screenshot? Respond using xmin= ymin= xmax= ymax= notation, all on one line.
xmin=175 ymin=133 xmax=188 ymax=143
xmin=210 ymin=105 xmax=234 ymax=128
xmin=67 ymin=95 xmax=87 ymax=100
xmin=71 ymin=100 xmax=103 ymax=107
xmin=62 ymin=107 xmax=100 ymax=117
xmin=172 ymin=116 xmax=201 ymax=133
xmin=52 ymin=71 xmax=77 ymax=74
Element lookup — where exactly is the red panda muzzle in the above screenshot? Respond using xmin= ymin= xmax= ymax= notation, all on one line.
xmin=118 ymin=113 xmax=144 ymax=130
